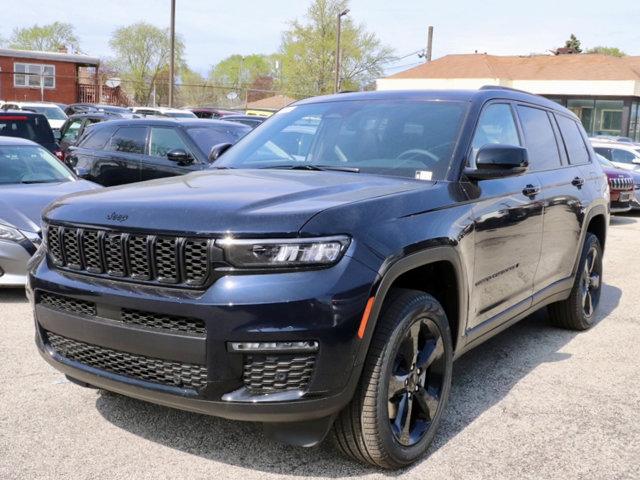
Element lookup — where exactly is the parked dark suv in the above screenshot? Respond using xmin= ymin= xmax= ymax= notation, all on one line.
xmin=64 ymin=118 xmax=250 ymax=186
xmin=29 ymin=87 xmax=609 ymax=469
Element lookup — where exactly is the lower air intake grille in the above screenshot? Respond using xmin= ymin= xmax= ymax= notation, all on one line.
xmin=243 ymin=354 xmax=315 ymax=393
xmin=40 ymin=292 xmax=96 ymax=316
xmin=121 ymin=308 xmax=206 ymax=336
xmin=47 ymin=332 xmax=208 ymax=390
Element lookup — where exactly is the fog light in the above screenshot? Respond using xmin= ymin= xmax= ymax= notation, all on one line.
xmin=228 ymin=340 xmax=319 ymax=353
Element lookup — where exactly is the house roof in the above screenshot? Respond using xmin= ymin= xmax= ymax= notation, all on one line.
xmin=246 ymin=94 xmax=296 ymax=110
xmin=0 ymin=48 xmax=100 ymax=66
xmin=387 ymin=53 xmax=640 ymax=81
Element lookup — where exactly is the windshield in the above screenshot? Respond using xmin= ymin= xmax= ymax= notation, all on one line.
xmin=0 ymin=145 xmax=75 ymax=184
xmin=216 ymin=99 xmax=467 ymax=180
xmin=186 ymin=125 xmax=251 ymax=155
xmin=27 ymin=105 xmax=67 ymax=121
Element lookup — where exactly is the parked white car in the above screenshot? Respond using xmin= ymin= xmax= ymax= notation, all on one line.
xmin=130 ymin=106 xmax=197 ymax=118
xmin=591 ymin=140 xmax=640 ymax=171
xmin=0 ymin=101 xmax=68 ymax=133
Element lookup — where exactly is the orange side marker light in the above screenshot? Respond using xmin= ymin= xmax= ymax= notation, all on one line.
xmin=357 ymin=297 xmax=375 ymax=339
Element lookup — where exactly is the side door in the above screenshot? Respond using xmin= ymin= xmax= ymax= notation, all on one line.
xmin=465 ymin=102 xmax=544 ymax=330
xmin=140 ymin=126 xmax=201 ymax=181
xmin=96 ymin=126 xmax=147 ymax=186
xmin=516 ymin=105 xmax=586 ymax=292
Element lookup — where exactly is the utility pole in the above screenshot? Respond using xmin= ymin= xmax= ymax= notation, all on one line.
xmin=168 ymin=0 xmax=176 ymax=107
xmin=426 ymin=26 xmax=434 ymax=62
xmin=334 ymin=9 xmax=350 ymax=93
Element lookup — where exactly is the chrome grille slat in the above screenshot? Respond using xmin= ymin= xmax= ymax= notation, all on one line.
xmin=45 ymin=224 xmax=211 ymax=288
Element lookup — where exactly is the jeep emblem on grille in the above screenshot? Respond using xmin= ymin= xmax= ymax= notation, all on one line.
xmin=106 ymin=212 xmax=128 ymax=222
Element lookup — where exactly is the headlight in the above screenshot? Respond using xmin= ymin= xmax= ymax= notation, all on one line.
xmin=217 ymin=236 xmax=350 ymax=268
xmin=0 ymin=223 xmax=25 ymax=242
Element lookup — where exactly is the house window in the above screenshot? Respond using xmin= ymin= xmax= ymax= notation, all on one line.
xmin=13 ymin=63 xmax=56 ymax=89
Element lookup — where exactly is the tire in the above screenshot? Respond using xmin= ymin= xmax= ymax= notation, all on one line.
xmin=333 ymin=289 xmax=453 ymax=469
xmin=548 ymin=233 xmax=603 ymax=331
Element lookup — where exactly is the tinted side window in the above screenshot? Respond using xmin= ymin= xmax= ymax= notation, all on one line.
xmin=471 ymin=103 xmax=520 ymax=152
xmin=611 ymin=148 xmax=637 ymax=164
xmin=556 ymin=115 xmax=590 ymax=165
xmin=78 ymin=125 xmax=116 ymax=150
xmin=107 ymin=127 xmax=147 ymax=154
xmin=593 ymin=147 xmax=612 ymax=160
xmin=517 ymin=106 xmax=561 ymax=171
xmin=149 ymin=127 xmax=189 ymax=157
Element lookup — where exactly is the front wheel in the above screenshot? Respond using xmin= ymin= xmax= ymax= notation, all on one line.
xmin=548 ymin=233 xmax=603 ymax=330
xmin=333 ymin=289 xmax=453 ymax=469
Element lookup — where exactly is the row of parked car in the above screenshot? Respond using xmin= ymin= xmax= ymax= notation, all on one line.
xmin=0 ymin=101 xmax=270 ymax=286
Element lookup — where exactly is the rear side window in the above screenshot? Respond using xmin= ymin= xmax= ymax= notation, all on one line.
xmin=107 ymin=127 xmax=147 ymax=154
xmin=517 ymin=106 xmax=561 ymax=171
xmin=61 ymin=119 xmax=83 ymax=143
xmin=78 ymin=125 xmax=116 ymax=150
xmin=556 ymin=115 xmax=590 ymax=165
xmin=0 ymin=115 xmax=53 ymax=143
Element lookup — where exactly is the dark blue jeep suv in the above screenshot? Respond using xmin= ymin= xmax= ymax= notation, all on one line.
xmin=28 ymin=87 xmax=609 ymax=468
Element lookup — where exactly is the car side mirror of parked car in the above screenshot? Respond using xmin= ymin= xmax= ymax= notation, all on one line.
xmin=464 ymin=144 xmax=529 ymax=180
xmin=209 ymin=143 xmax=233 ymax=162
xmin=53 ymin=130 xmax=62 ymax=141
xmin=167 ymin=149 xmax=193 ymax=165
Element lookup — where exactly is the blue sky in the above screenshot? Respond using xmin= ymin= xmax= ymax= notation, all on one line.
xmin=7 ymin=0 xmax=640 ymax=75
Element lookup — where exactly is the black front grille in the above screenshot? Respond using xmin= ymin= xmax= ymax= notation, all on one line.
xmin=122 ymin=308 xmax=206 ymax=336
xmin=45 ymin=224 xmax=211 ymax=288
xmin=38 ymin=292 xmax=206 ymax=337
xmin=40 ymin=292 xmax=96 ymax=316
xmin=243 ymin=354 xmax=316 ymax=393
xmin=47 ymin=332 xmax=208 ymax=390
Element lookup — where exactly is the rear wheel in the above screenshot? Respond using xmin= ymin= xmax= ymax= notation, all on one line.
xmin=548 ymin=233 xmax=603 ymax=330
xmin=333 ymin=289 xmax=453 ymax=469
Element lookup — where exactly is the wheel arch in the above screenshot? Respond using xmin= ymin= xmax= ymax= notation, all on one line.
xmin=355 ymin=246 xmax=468 ymax=365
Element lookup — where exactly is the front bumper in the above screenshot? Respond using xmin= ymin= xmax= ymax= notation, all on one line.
xmin=29 ymin=253 xmax=377 ymax=423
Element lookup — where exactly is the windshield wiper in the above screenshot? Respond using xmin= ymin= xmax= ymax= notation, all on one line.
xmin=267 ymin=164 xmax=360 ymax=173
xmin=19 ymin=179 xmax=61 ymax=184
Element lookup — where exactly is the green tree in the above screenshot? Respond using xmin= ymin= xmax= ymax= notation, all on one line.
xmin=586 ymin=46 xmax=626 ymax=57
xmin=209 ymin=54 xmax=275 ymax=87
xmin=564 ymin=34 xmax=582 ymax=53
xmin=9 ymin=22 xmax=80 ymax=52
xmin=279 ymin=0 xmax=394 ymax=97
xmin=109 ymin=22 xmax=185 ymax=105
xmin=178 ymin=67 xmax=213 ymax=106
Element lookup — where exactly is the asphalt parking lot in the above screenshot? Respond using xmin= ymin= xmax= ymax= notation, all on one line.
xmin=1 ymin=215 xmax=639 ymax=480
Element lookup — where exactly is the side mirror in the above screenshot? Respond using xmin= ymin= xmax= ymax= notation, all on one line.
xmin=167 ymin=149 xmax=193 ymax=165
xmin=464 ymin=144 xmax=528 ymax=180
xmin=53 ymin=130 xmax=62 ymax=141
xmin=209 ymin=143 xmax=233 ymax=162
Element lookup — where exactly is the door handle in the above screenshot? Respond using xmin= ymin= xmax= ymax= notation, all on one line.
xmin=522 ymin=184 xmax=540 ymax=197
xmin=571 ymin=177 xmax=585 ymax=187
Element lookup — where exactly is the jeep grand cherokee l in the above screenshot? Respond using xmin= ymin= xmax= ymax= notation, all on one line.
xmin=28 ymin=87 xmax=609 ymax=469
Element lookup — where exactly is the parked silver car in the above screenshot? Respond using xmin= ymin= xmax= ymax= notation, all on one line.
xmin=0 ymin=137 xmax=100 ymax=286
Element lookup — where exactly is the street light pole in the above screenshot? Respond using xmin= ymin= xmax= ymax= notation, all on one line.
xmin=169 ymin=0 xmax=176 ymax=107
xmin=334 ymin=8 xmax=350 ymax=93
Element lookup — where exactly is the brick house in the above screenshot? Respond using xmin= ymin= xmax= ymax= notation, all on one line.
xmin=0 ymin=48 xmax=100 ymax=104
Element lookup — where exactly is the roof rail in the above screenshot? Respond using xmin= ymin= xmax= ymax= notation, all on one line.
xmin=480 ymin=85 xmax=532 ymax=95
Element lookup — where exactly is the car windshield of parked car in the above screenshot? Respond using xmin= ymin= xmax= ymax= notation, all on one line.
xmin=0 ymin=116 xmax=54 ymax=143
xmin=167 ymin=111 xmax=197 ymax=118
xmin=186 ymin=125 xmax=251 ymax=155
xmin=0 ymin=145 xmax=74 ymax=184
xmin=215 ymin=99 xmax=467 ymax=180
xmin=28 ymin=105 xmax=67 ymax=121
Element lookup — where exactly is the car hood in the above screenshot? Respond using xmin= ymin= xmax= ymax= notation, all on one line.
xmin=0 ymin=180 xmax=100 ymax=233
xmin=44 ymin=169 xmax=429 ymax=235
